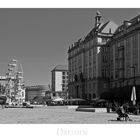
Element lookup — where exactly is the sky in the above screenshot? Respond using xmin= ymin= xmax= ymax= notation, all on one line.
xmin=0 ymin=8 xmax=140 ymax=86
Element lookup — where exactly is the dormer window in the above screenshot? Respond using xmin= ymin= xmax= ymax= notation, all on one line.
xmin=119 ymin=28 xmax=121 ymax=32
xmin=128 ymin=22 xmax=132 ymax=26
xmin=123 ymin=20 xmax=132 ymax=29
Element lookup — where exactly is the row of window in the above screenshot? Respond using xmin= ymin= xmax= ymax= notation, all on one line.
xmin=62 ymin=79 xmax=68 ymax=84
xmin=69 ymin=37 xmax=108 ymax=58
xmin=62 ymin=75 xmax=68 ymax=79
xmin=110 ymin=79 xmax=139 ymax=88
xmin=110 ymin=33 xmax=140 ymax=80
xmin=62 ymin=72 xmax=68 ymax=76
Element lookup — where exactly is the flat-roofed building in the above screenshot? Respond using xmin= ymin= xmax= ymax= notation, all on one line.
xmin=25 ymin=85 xmax=48 ymax=102
xmin=51 ymin=65 xmax=68 ymax=99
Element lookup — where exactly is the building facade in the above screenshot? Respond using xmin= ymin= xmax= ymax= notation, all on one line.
xmin=108 ymin=15 xmax=140 ymax=89
xmin=68 ymin=12 xmax=118 ymax=100
xmin=25 ymin=85 xmax=47 ymax=102
xmin=51 ymin=65 xmax=68 ymax=98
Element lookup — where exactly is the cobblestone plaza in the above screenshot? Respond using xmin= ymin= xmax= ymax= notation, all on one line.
xmin=0 ymin=106 xmax=140 ymax=124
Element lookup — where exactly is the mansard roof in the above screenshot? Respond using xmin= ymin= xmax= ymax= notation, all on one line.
xmin=114 ymin=14 xmax=140 ymax=35
xmin=85 ymin=20 xmax=118 ymax=40
xmin=99 ymin=21 xmax=118 ymax=34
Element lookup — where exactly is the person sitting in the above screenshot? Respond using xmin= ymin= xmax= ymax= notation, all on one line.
xmin=116 ymin=106 xmax=131 ymax=121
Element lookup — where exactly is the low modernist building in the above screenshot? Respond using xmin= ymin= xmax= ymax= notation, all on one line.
xmin=25 ymin=85 xmax=48 ymax=102
xmin=68 ymin=12 xmax=118 ymax=100
xmin=51 ymin=65 xmax=68 ymax=98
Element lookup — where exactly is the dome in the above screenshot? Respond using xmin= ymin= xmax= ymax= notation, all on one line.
xmin=96 ymin=11 xmax=101 ymax=16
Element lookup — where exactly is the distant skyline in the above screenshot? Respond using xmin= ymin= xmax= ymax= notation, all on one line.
xmin=0 ymin=8 xmax=140 ymax=86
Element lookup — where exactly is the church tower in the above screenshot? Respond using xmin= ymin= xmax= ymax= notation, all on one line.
xmin=95 ymin=11 xmax=102 ymax=28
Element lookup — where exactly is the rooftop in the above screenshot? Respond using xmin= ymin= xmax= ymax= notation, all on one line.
xmin=68 ymin=12 xmax=118 ymax=52
xmin=26 ymin=85 xmax=48 ymax=91
xmin=52 ymin=65 xmax=68 ymax=71
xmin=114 ymin=14 xmax=140 ymax=35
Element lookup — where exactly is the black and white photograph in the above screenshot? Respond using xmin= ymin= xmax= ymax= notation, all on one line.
xmin=0 ymin=7 xmax=140 ymax=124
xmin=1 ymin=0 xmax=140 ymax=139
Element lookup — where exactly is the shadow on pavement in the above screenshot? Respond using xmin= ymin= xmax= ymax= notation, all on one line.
xmin=108 ymin=119 xmax=140 ymax=123
xmin=108 ymin=119 xmax=125 ymax=122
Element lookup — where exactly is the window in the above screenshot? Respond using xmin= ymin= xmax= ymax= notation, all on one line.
xmin=89 ymin=51 xmax=91 ymax=56
xmin=103 ymin=83 xmax=107 ymax=88
xmin=89 ymin=83 xmax=91 ymax=91
xmin=115 ymin=71 xmax=118 ymax=79
xmin=102 ymin=70 xmax=104 ymax=77
xmin=89 ymin=94 xmax=91 ymax=100
xmin=97 ymin=37 xmax=102 ymax=43
xmin=93 ymin=83 xmax=95 ymax=90
xmin=93 ymin=94 xmax=96 ymax=98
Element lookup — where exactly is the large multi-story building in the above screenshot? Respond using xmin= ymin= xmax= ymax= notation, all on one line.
xmin=68 ymin=12 xmax=118 ymax=100
xmin=51 ymin=65 xmax=68 ymax=98
xmin=108 ymin=15 xmax=140 ymax=89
